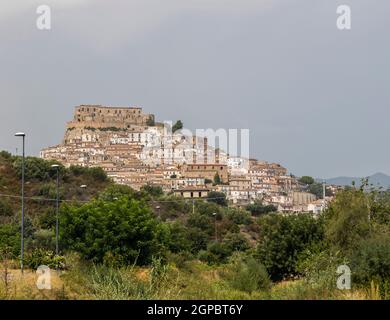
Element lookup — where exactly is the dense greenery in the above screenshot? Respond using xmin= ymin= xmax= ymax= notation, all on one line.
xmin=0 ymin=153 xmax=389 ymax=300
xmin=246 ymin=201 xmax=277 ymax=216
xmin=60 ymin=197 xmax=165 ymax=265
xmin=256 ymin=213 xmax=325 ymax=281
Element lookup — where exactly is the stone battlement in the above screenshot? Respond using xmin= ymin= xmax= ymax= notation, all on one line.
xmin=67 ymin=105 xmax=154 ymax=130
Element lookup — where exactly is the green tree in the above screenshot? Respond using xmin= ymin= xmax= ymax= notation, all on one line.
xmin=172 ymin=120 xmax=183 ymax=133
xmin=226 ymin=255 xmax=271 ymax=294
xmin=207 ymin=191 xmax=227 ymax=206
xmin=246 ymin=200 xmax=277 ymax=216
xmin=0 ymin=198 xmax=13 ymax=217
xmin=350 ymin=235 xmax=390 ymax=298
xmin=213 ymin=173 xmax=222 ymax=185
xmin=140 ymin=184 xmax=163 ymax=198
xmin=299 ymin=176 xmax=315 ymax=185
xmin=324 ymin=188 xmax=370 ymax=250
xmin=256 ymin=213 xmax=324 ymax=281
xmin=146 ymin=116 xmax=155 ymax=126
xmin=60 ymin=197 xmax=165 ymax=265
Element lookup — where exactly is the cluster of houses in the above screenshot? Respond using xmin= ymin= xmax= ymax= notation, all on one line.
xmin=41 ymin=105 xmax=333 ymax=213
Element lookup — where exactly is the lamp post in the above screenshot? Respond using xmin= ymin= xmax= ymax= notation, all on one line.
xmin=156 ymin=205 xmax=161 ymax=219
xmin=212 ymin=212 xmax=217 ymax=242
xmin=51 ymin=164 xmax=60 ymax=255
xmin=15 ymin=132 xmax=25 ymax=273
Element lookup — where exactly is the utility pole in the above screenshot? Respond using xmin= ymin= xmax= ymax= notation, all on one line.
xmin=51 ymin=164 xmax=60 ymax=255
xmin=213 ymin=213 xmax=217 ymax=241
xmin=322 ymin=180 xmax=326 ymax=212
xmin=192 ymin=199 xmax=195 ymax=214
xmin=15 ymin=132 xmax=25 ymax=274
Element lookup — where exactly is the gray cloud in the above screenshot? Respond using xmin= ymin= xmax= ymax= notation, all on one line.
xmin=0 ymin=0 xmax=389 ymax=178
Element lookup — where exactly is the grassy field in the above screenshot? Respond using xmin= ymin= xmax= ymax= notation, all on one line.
xmin=0 ymin=258 xmax=382 ymax=300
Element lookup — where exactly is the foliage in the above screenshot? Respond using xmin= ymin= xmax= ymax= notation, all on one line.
xmin=225 ymin=254 xmax=271 ymax=294
xmin=225 ymin=207 xmax=252 ymax=225
xmin=60 ymin=197 xmax=165 ymax=265
xmin=207 ymin=191 xmax=227 ymax=206
xmin=13 ymin=157 xmax=62 ymax=181
xmin=246 ymin=200 xmax=277 ymax=216
xmin=213 ymin=173 xmax=222 ymax=185
xmin=256 ymin=213 xmax=324 ymax=281
xmin=68 ymin=165 xmax=108 ymax=182
xmin=0 ymin=198 xmax=13 ymax=217
xmin=308 ymin=182 xmax=333 ymax=198
xmin=146 ymin=117 xmax=155 ymax=126
xmin=324 ymin=188 xmax=370 ymax=250
xmin=140 ymin=184 xmax=163 ymax=198
xmin=24 ymin=248 xmax=66 ymax=270
xmin=299 ymin=176 xmax=315 ymax=185
xmin=172 ymin=120 xmax=183 ymax=133
xmin=350 ymin=235 xmax=390 ymax=298
xmin=0 ymin=223 xmax=20 ymax=257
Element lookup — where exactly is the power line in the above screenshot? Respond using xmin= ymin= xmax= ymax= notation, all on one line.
xmin=0 ymin=192 xmax=226 ymax=204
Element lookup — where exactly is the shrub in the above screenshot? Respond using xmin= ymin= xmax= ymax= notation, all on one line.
xmin=24 ymin=248 xmax=66 ymax=270
xmin=225 ymin=208 xmax=252 ymax=225
xmin=207 ymin=191 xmax=227 ymax=206
xmin=256 ymin=213 xmax=324 ymax=281
xmin=246 ymin=201 xmax=277 ymax=216
xmin=222 ymin=232 xmax=250 ymax=253
xmin=0 ymin=223 xmax=20 ymax=257
xmin=226 ymin=255 xmax=271 ymax=294
xmin=350 ymin=236 xmax=390 ymax=298
xmin=325 ymin=189 xmax=370 ymax=250
xmin=60 ymin=197 xmax=165 ymax=265
xmin=0 ymin=199 xmax=13 ymax=217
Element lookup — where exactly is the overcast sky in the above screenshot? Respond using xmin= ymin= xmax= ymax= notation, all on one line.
xmin=1 ymin=0 xmax=389 ymax=178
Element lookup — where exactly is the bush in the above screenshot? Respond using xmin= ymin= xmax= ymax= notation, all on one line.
xmin=246 ymin=201 xmax=277 ymax=216
xmin=24 ymin=248 xmax=66 ymax=270
xmin=225 ymin=208 xmax=252 ymax=225
xmin=207 ymin=191 xmax=227 ymax=206
xmin=198 ymin=242 xmax=231 ymax=264
xmin=256 ymin=213 xmax=324 ymax=281
xmin=222 ymin=232 xmax=250 ymax=252
xmin=325 ymin=189 xmax=370 ymax=250
xmin=0 ymin=198 xmax=13 ymax=217
xmin=226 ymin=255 xmax=271 ymax=294
xmin=140 ymin=184 xmax=163 ymax=198
xmin=350 ymin=236 xmax=390 ymax=298
xmin=0 ymin=223 xmax=20 ymax=257
xmin=12 ymin=157 xmax=62 ymax=181
xmin=60 ymin=197 xmax=165 ymax=265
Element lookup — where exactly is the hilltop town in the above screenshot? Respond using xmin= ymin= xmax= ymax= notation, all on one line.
xmin=41 ymin=105 xmax=332 ymax=212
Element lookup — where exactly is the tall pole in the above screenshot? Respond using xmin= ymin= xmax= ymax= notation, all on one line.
xmin=21 ymin=135 xmax=25 ymax=273
xmin=213 ymin=213 xmax=217 ymax=241
xmin=322 ymin=180 xmax=326 ymax=211
xmin=55 ymin=167 xmax=59 ymax=255
xmin=51 ymin=164 xmax=61 ymax=255
xmin=15 ymin=132 xmax=25 ymax=273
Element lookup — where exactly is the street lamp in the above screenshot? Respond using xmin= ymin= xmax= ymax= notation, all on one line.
xmin=212 ymin=212 xmax=217 ymax=242
xmin=15 ymin=132 xmax=25 ymax=273
xmin=156 ymin=205 xmax=161 ymax=219
xmin=51 ymin=164 xmax=60 ymax=255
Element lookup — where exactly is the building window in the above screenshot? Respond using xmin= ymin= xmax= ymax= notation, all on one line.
xmin=191 ymin=192 xmax=194 ymax=198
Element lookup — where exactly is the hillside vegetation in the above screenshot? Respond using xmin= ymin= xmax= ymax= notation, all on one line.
xmin=0 ymin=151 xmax=389 ymax=300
